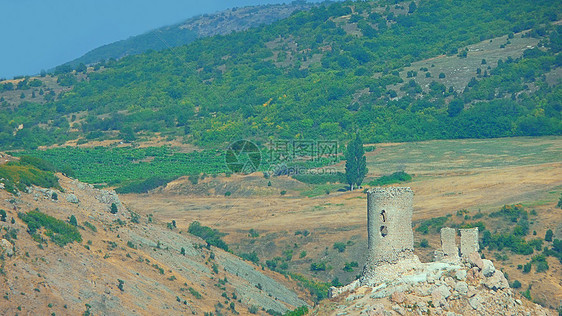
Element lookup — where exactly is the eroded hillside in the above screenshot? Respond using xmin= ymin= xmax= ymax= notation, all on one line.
xmin=0 ymin=157 xmax=312 ymax=315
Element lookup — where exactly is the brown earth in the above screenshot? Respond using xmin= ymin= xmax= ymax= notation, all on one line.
xmin=122 ymin=139 xmax=562 ymax=311
xmin=0 ymin=173 xmax=312 ymax=315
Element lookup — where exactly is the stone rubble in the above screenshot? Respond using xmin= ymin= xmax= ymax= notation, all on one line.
xmin=327 ymin=188 xmax=554 ymax=315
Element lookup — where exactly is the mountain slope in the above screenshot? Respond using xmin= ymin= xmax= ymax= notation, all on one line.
xmin=0 ymin=0 xmax=560 ymax=150
xmin=0 ymin=157 xmax=311 ymax=315
xmin=61 ymin=1 xmax=321 ymax=69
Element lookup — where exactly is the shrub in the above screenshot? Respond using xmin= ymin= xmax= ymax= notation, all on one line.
xmin=239 ymin=251 xmax=259 ymax=264
xmin=285 ymin=306 xmax=309 ymax=316
xmin=333 ymin=242 xmax=346 ymax=253
xmin=292 ymin=172 xmax=344 ymax=184
xmin=188 ymin=221 xmax=228 ymax=251
xmin=310 ymin=262 xmax=326 ymax=271
xmin=18 ymin=209 xmax=82 ymax=247
xmin=368 ymin=171 xmax=412 ymax=186
xmin=188 ymin=287 xmax=202 ymax=299
xmin=545 ymin=229 xmax=553 ymax=242
xmin=511 ymin=280 xmax=522 ymax=288
xmin=110 ymin=203 xmax=118 ymax=214
xmin=343 ymin=261 xmax=358 ymax=272
xmin=248 ymin=305 xmax=259 ymax=314
xmin=69 ymin=215 xmax=77 ymax=226
xmin=289 ymin=273 xmax=330 ymax=302
xmin=0 ymin=209 xmax=6 ymax=222
xmin=0 ymin=161 xmax=61 ymax=193
xmin=83 ymin=221 xmax=97 ymax=232
xmin=415 ymin=216 xmax=448 ymax=234
xmin=420 ymin=238 xmax=429 ymax=248
xmin=188 ymin=174 xmax=199 ymax=185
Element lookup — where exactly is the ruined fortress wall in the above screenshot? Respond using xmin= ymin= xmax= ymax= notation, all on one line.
xmin=441 ymin=227 xmax=459 ymax=258
xmin=366 ymin=187 xmax=414 ymax=265
xmin=460 ymin=228 xmax=479 ymax=257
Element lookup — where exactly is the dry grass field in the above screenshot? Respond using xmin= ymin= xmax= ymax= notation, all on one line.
xmin=122 ymin=136 xmax=562 ymax=309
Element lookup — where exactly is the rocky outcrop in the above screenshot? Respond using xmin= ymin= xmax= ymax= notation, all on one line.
xmin=0 ymin=238 xmax=14 ymax=257
xmin=323 ymin=254 xmax=552 ymax=315
xmin=326 ymin=188 xmax=554 ymax=315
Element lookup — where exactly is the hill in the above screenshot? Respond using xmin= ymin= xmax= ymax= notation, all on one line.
xmin=0 ymin=0 xmax=560 ymax=150
xmin=59 ymin=1 xmax=321 ymax=69
xmin=0 ymin=154 xmax=312 ymax=315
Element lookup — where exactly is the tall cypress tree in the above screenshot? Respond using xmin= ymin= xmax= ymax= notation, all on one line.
xmin=345 ymin=134 xmax=368 ymax=191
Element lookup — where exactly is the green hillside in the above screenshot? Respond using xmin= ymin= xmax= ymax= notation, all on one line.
xmin=59 ymin=1 xmax=319 ymax=69
xmin=0 ymin=0 xmax=560 ymax=150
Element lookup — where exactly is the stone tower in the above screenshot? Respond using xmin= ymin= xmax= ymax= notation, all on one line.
xmin=365 ymin=187 xmax=415 ymax=266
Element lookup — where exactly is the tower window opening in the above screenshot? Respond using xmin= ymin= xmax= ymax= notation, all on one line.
xmin=380 ymin=226 xmax=388 ymax=237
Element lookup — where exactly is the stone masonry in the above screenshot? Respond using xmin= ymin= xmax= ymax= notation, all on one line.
xmin=327 ymin=189 xmax=551 ymax=316
xmin=460 ymin=227 xmax=479 ymax=257
xmin=365 ymin=187 xmax=414 ymax=265
xmin=440 ymin=227 xmax=459 ymax=258
xmin=330 ymin=187 xmax=484 ymax=299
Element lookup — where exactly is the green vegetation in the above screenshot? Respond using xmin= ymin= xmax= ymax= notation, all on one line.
xmin=345 ymin=134 xmax=368 ymax=190
xmin=117 ymin=279 xmax=124 ymax=292
xmin=333 ymin=242 xmax=347 ymax=253
xmin=545 ymin=229 xmax=553 ymax=242
xmin=289 ymin=273 xmax=330 ymax=302
xmin=239 ymin=251 xmax=260 ymax=264
xmin=83 ymin=221 xmax=97 ymax=232
xmin=188 ymin=221 xmax=229 ymax=251
xmin=292 ymin=172 xmax=344 ymax=184
xmin=415 ymin=216 xmax=449 ymax=234
xmin=188 ymin=287 xmax=202 ymax=299
xmin=14 ymin=146 xmax=225 ymax=185
xmin=284 ymin=306 xmax=308 ymax=316
xmin=1 ymin=0 xmax=559 ymax=151
xmin=368 ymin=171 xmax=412 ymax=186
xmin=342 ymin=261 xmax=359 ymax=272
xmin=18 ymin=209 xmax=82 ymax=247
xmin=68 ymin=215 xmax=77 ymax=226
xmin=0 ymin=160 xmax=61 ymax=194
xmin=310 ymin=262 xmax=326 ymax=271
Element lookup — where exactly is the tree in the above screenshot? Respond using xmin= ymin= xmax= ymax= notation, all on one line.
xmin=69 ymin=215 xmax=78 ymax=226
xmin=117 ymin=279 xmax=124 ymax=292
xmin=345 ymin=134 xmax=368 ymax=191
xmin=180 ymin=247 xmax=186 ymax=255
xmin=545 ymin=229 xmax=553 ymax=242
xmin=447 ymin=98 xmax=464 ymax=117
xmin=0 ymin=209 xmax=6 ymax=222
xmin=110 ymin=203 xmax=118 ymax=214
xmin=408 ymin=1 xmax=417 ymax=13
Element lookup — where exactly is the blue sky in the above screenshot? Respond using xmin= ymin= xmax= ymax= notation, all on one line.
xmin=0 ymin=0 xmax=323 ymax=79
